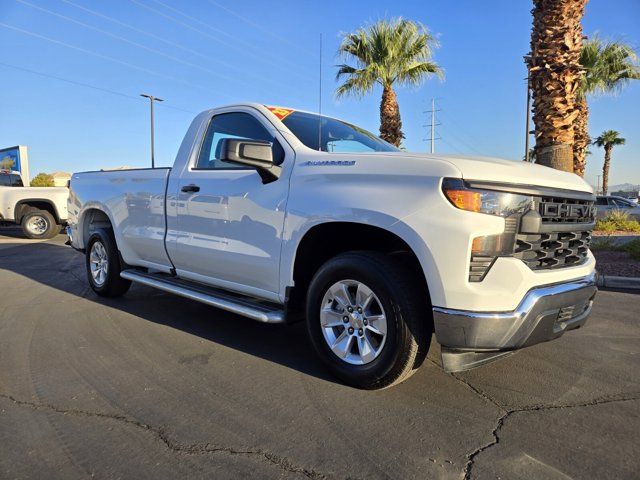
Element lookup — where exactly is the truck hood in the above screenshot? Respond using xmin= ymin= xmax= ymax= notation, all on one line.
xmin=379 ymin=152 xmax=593 ymax=193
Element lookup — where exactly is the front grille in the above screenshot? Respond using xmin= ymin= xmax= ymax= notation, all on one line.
xmin=514 ymin=231 xmax=591 ymax=270
xmin=536 ymin=197 xmax=595 ymax=224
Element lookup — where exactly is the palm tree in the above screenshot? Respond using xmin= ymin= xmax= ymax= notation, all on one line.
xmin=593 ymin=130 xmax=625 ymax=195
xmin=527 ymin=0 xmax=586 ymax=172
xmin=336 ymin=18 xmax=442 ymax=146
xmin=574 ymin=38 xmax=640 ymax=176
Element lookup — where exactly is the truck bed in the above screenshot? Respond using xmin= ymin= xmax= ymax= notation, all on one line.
xmin=69 ymin=168 xmax=173 ymax=270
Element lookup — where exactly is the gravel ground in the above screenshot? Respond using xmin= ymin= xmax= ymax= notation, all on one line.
xmin=593 ymin=250 xmax=640 ymax=278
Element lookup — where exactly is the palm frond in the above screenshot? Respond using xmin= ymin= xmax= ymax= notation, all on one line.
xmin=335 ymin=17 xmax=441 ymax=97
xmin=593 ymin=129 xmax=626 ymax=147
xmin=580 ymin=36 xmax=640 ymax=96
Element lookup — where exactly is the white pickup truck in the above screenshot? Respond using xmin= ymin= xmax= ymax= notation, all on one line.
xmin=67 ymin=104 xmax=597 ymax=389
xmin=0 ymin=170 xmax=68 ymax=239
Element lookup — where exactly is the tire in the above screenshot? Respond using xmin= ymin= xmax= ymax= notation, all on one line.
xmin=86 ymin=229 xmax=131 ymax=297
xmin=306 ymin=251 xmax=432 ymax=389
xmin=21 ymin=209 xmax=59 ymax=239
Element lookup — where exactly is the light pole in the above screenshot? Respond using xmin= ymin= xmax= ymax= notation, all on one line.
xmin=523 ymin=55 xmax=532 ymax=162
xmin=140 ymin=93 xmax=163 ymax=168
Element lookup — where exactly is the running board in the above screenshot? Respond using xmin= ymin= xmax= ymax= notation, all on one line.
xmin=120 ymin=270 xmax=285 ymax=324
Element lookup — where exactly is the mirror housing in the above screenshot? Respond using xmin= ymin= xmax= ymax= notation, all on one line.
xmin=219 ymin=138 xmax=281 ymax=183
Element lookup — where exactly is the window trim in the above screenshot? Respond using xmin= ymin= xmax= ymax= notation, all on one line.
xmin=191 ymin=111 xmax=283 ymax=172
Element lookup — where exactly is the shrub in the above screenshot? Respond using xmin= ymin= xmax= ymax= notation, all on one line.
xmin=595 ymin=210 xmax=640 ymax=233
xmin=619 ymin=239 xmax=640 ymax=261
xmin=590 ymin=237 xmax=617 ymax=250
xmin=30 ymin=172 xmax=55 ymax=187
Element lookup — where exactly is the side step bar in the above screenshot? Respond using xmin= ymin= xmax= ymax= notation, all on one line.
xmin=120 ymin=270 xmax=285 ymax=324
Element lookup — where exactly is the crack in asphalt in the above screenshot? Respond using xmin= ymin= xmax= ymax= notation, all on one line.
xmin=0 ymin=393 xmax=331 ymax=480
xmin=459 ymin=389 xmax=640 ymax=480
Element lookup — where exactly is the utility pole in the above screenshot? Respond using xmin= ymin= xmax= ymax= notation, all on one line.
xmin=140 ymin=93 xmax=163 ymax=168
xmin=596 ymin=175 xmax=601 ymax=195
xmin=523 ymin=55 xmax=533 ymax=162
xmin=424 ymin=98 xmax=441 ymax=153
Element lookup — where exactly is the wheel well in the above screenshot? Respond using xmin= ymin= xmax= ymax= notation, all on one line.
xmin=15 ymin=200 xmax=59 ymax=224
xmin=81 ymin=209 xmax=112 ymax=248
xmin=290 ymin=222 xmax=429 ymax=309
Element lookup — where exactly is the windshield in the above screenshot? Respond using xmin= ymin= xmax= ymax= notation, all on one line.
xmin=279 ymin=111 xmax=399 ymax=153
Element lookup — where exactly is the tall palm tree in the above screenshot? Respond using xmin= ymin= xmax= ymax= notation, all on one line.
xmin=336 ymin=18 xmax=442 ymax=146
xmin=593 ymin=130 xmax=625 ymax=195
xmin=574 ymin=38 xmax=640 ymax=176
xmin=527 ymin=0 xmax=587 ymax=172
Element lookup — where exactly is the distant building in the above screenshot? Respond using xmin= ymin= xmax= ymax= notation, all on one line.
xmin=51 ymin=171 xmax=72 ymax=187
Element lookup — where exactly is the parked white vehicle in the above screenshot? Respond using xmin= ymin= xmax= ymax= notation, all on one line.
xmin=595 ymin=195 xmax=640 ymax=220
xmin=67 ymin=104 xmax=597 ymax=389
xmin=0 ymin=170 xmax=69 ymax=239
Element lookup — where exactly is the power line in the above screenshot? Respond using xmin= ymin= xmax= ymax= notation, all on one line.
xmin=0 ymin=22 xmax=239 ymax=102
xmin=129 ymin=0 xmax=314 ymax=82
xmin=205 ymin=0 xmax=315 ymax=56
xmin=437 ymin=109 xmax=485 ymax=155
xmin=0 ymin=61 xmax=196 ymax=113
xmin=17 ymin=0 xmax=251 ymax=88
xmin=56 ymin=0 xmax=310 ymax=100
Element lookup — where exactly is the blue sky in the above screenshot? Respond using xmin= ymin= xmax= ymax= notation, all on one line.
xmin=1 ymin=0 xmax=638 ymax=187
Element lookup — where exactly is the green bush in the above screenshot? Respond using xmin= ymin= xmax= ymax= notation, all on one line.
xmin=620 ymin=239 xmax=640 ymax=261
xmin=30 ymin=172 xmax=55 ymax=187
xmin=595 ymin=210 xmax=640 ymax=233
xmin=590 ymin=237 xmax=617 ymax=250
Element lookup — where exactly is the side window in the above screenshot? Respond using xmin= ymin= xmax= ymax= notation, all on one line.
xmin=596 ymin=197 xmax=608 ymax=206
xmin=11 ymin=174 xmax=23 ymax=186
xmin=195 ymin=112 xmax=284 ymax=170
xmin=0 ymin=175 xmax=9 ymax=186
xmin=611 ymin=198 xmax=631 ymax=208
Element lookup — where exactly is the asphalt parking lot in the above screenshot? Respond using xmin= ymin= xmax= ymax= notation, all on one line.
xmin=1 ymin=228 xmax=639 ymax=480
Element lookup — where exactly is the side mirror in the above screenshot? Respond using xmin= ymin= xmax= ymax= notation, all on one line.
xmin=219 ymin=138 xmax=282 ymax=183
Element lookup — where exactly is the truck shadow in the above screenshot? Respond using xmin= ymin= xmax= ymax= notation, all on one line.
xmin=0 ymin=235 xmax=337 ymax=384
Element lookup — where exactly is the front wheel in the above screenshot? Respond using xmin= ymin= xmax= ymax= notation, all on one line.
xmin=306 ymin=251 xmax=431 ymax=389
xmin=86 ymin=230 xmax=131 ymax=297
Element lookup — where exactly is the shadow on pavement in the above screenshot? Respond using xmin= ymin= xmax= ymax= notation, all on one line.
xmin=0 ymin=236 xmax=338 ymax=384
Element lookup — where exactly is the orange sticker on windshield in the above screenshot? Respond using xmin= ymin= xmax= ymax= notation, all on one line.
xmin=267 ymin=106 xmax=294 ymax=121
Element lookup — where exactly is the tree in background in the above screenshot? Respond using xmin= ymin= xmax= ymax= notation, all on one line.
xmin=593 ymin=130 xmax=625 ymax=195
xmin=30 ymin=173 xmax=55 ymax=187
xmin=527 ymin=0 xmax=586 ymax=172
xmin=0 ymin=155 xmax=15 ymax=171
xmin=574 ymin=38 xmax=640 ymax=176
xmin=336 ymin=18 xmax=442 ymax=146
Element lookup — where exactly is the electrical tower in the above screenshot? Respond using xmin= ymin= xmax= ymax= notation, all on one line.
xmin=423 ymin=98 xmax=441 ymax=153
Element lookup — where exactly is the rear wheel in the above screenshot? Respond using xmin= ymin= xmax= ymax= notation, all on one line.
xmin=21 ymin=209 xmax=58 ymax=239
xmin=306 ymin=251 xmax=431 ymax=389
xmin=86 ymin=230 xmax=131 ymax=297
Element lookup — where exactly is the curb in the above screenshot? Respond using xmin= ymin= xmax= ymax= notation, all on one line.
xmin=596 ymin=274 xmax=640 ymax=290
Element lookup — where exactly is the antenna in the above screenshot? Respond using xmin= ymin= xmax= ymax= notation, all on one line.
xmin=318 ymin=32 xmax=322 ymax=151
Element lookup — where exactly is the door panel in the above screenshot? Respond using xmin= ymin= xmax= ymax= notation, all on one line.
xmin=165 ymin=110 xmax=291 ymax=300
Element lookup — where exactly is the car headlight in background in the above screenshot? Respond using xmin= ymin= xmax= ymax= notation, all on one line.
xmin=442 ymin=178 xmax=532 ymax=217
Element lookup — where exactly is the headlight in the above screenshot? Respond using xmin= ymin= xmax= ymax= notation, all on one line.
xmin=442 ymin=178 xmax=532 ymax=217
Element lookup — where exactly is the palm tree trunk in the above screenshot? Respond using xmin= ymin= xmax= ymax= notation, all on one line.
xmin=528 ymin=0 xmax=587 ymax=172
xmin=602 ymin=144 xmax=612 ymax=195
xmin=572 ymin=96 xmax=590 ymax=176
xmin=379 ymin=85 xmax=403 ymax=146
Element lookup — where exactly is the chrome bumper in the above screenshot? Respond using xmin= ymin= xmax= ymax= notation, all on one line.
xmin=433 ymin=272 xmax=597 ymax=372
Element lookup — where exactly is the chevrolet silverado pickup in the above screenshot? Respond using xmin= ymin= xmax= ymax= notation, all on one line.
xmin=67 ymin=104 xmax=597 ymax=389
xmin=0 ymin=170 xmax=68 ymax=239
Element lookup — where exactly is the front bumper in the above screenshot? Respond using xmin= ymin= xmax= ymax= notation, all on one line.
xmin=433 ymin=272 xmax=597 ymax=372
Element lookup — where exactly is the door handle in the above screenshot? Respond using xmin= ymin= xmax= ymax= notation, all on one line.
xmin=181 ymin=184 xmax=200 ymax=193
